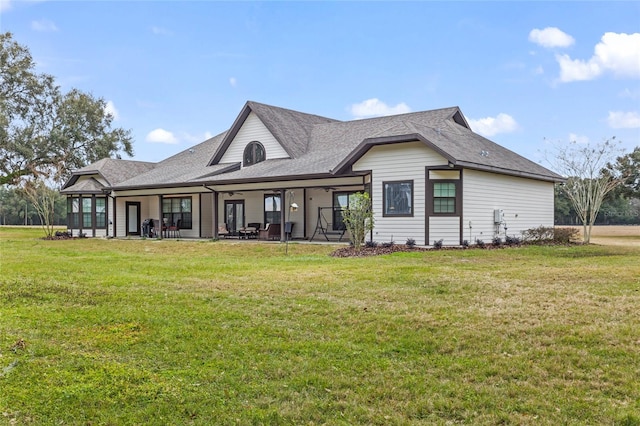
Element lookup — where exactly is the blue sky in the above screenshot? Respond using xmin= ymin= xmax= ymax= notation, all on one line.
xmin=2 ymin=1 xmax=639 ymax=166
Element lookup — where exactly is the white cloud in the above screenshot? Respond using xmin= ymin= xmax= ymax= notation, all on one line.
xmin=31 ymin=18 xmax=58 ymax=32
xmin=104 ymin=100 xmax=119 ymax=120
xmin=146 ymin=128 xmax=178 ymax=144
xmin=151 ymin=26 xmax=172 ymax=36
xmin=0 ymin=0 xmax=12 ymax=13
xmin=182 ymin=131 xmax=214 ymax=144
xmin=467 ymin=113 xmax=518 ymax=137
xmin=620 ymin=88 xmax=640 ymax=100
xmin=607 ymin=111 xmax=640 ymax=129
xmin=556 ymin=53 xmax=602 ymax=82
xmin=557 ymin=32 xmax=640 ymax=82
xmin=529 ymin=27 xmax=575 ymax=48
xmin=229 ymin=77 xmax=237 ymax=87
xmin=568 ymin=133 xmax=590 ymax=144
xmin=349 ymin=98 xmax=411 ymax=118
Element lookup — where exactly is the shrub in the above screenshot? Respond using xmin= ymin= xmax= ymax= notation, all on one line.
xmin=492 ymin=236 xmax=503 ymax=247
xmin=521 ymin=226 xmax=555 ymax=243
xmin=365 ymin=240 xmax=378 ymax=248
xmin=522 ymin=226 xmax=579 ymax=244
xmin=342 ymin=192 xmax=375 ymax=251
xmin=433 ymin=239 xmax=444 ymax=249
xmin=462 ymin=239 xmax=469 ymax=248
xmin=553 ymin=227 xmax=580 ymax=244
xmin=381 ymin=241 xmax=395 ymax=248
xmin=405 ymin=238 xmax=416 ymax=248
xmin=475 ymin=238 xmax=486 ymax=248
xmin=505 ymin=235 xmax=521 ymax=246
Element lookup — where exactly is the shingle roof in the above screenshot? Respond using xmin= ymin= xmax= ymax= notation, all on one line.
xmin=115 ymin=132 xmax=231 ymax=188
xmin=208 ymin=101 xmax=338 ymax=164
xmin=64 ymin=101 xmax=564 ymax=190
xmin=60 ymin=177 xmax=105 ymax=194
xmin=61 ymin=158 xmax=156 ymax=193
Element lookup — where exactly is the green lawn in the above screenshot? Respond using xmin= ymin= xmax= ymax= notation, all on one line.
xmin=1 ymin=227 xmax=639 ymax=425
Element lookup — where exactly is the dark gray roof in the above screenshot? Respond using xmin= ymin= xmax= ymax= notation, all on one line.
xmin=115 ymin=132 xmax=232 ymax=189
xmin=61 ymin=158 xmax=156 ymax=193
xmin=60 ymin=177 xmax=105 ymax=194
xmin=209 ymin=101 xmax=338 ymax=164
xmin=65 ymin=101 xmax=564 ymax=190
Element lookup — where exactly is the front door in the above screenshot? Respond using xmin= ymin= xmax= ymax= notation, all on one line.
xmin=126 ymin=202 xmax=141 ymax=236
xmin=225 ymin=200 xmax=244 ymax=235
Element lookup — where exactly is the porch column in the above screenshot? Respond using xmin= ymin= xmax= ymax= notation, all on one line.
xmin=158 ymin=195 xmax=163 ymax=239
xmin=280 ymin=189 xmax=286 ymax=242
xmin=213 ymin=190 xmax=219 ymax=239
xmin=112 ymin=196 xmax=117 ymax=238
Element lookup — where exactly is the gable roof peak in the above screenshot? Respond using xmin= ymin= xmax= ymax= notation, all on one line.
xmin=208 ymin=100 xmax=340 ymax=165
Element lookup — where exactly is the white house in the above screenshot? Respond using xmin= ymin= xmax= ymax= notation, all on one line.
xmin=61 ymin=101 xmax=563 ymax=245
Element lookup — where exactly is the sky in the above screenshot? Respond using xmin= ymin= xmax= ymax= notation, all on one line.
xmin=1 ymin=1 xmax=639 ymax=168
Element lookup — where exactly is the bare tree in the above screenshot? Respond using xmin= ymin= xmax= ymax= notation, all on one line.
xmin=548 ymin=138 xmax=624 ymax=243
xmin=20 ymin=177 xmax=58 ymax=238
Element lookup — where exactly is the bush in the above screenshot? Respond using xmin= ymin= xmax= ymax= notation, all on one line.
xmin=365 ymin=240 xmax=378 ymax=248
xmin=405 ymin=238 xmax=416 ymax=248
xmin=505 ymin=235 xmax=521 ymax=246
xmin=433 ymin=239 xmax=444 ymax=249
xmin=492 ymin=237 xmax=503 ymax=247
xmin=521 ymin=226 xmax=555 ymax=243
xmin=522 ymin=226 xmax=579 ymax=244
xmin=475 ymin=238 xmax=486 ymax=248
xmin=462 ymin=239 xmax=469 ymax=248
xmin=381 ymin=241 xmax=395 ymax=248
xmin=553 ymin=227 xmax=580 ymax=244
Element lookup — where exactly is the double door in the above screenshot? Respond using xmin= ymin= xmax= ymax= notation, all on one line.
xmin=225 ymin=200 xmax=244 ymax=235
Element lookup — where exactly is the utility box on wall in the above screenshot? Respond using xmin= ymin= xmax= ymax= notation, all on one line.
xmin=494 ymin=209 xmax=504 ymax=224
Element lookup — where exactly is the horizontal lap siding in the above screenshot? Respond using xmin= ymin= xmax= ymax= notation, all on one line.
xmin=463 ymin=169 xmax=555 ymax=241
xmin=220 ymin=113 xmax=289 ymax=164
xmin=429 ymin=217 xmax=460 ymax=245
xmin=353 ymin=142 xmax=447 ymax=245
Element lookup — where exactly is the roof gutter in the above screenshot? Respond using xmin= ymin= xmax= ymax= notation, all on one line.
xmin=454 ymin=161 xmax=566 ymax=183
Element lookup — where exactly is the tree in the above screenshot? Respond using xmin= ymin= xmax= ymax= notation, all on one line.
xmin=342 ymin=192 xmax=374 ymax=251
xmin=548 ymin=138 xmax=624 ymax=243
xmin=0 ymin=32 xmax=134 ymax=186
xmin=606 ymin=146 xmax=640 ymax=199
xmin=20 ymin=177 xmax=59 ymax=237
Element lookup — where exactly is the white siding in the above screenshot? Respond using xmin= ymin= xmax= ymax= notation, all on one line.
xmin=462 ymin=169 xmax=555 ymax=243
xmin=429 ymin=217 xmax=460 ymax=245
xmin=353 ymin=141 xmax=447 ymax=245
xmin=219 ymin=112 xmax=289 ymax=164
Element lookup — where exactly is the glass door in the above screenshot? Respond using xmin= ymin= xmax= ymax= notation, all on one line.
xmin=225 ymin=200 xmax=244 ymax=236
xmin=126 ymin=202 xmax=141 ymax=235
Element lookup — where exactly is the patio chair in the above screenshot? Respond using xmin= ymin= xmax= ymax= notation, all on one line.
xmin=218 ymin=224 xmax=231 ymax=239
xmin=259 ymin=223 xmax=281 ymax=241
xmin=168 ymin=219 xmax=181 ymax=238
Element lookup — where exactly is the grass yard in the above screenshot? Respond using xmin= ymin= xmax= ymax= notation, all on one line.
xmin=1 ymin=226 xmax=639 ymax=425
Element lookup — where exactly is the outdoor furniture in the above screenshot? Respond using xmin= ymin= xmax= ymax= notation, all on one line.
xmin=167 ymin=219 xmax=181 ymax=238
xmin=239 ymin=225 xmax=257 ymax=239
xmin=258 ymin=223 xmax=281 ymax=240
xmin=218 ymin=224 xmax=231 ymax=239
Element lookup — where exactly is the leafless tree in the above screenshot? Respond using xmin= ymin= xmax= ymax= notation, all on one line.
xmin=548 ymin=137 xmax=624 ymax=243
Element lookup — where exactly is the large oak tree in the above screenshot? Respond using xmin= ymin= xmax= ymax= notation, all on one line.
xmin=1 ymin=32 xmax=134 ymax=186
